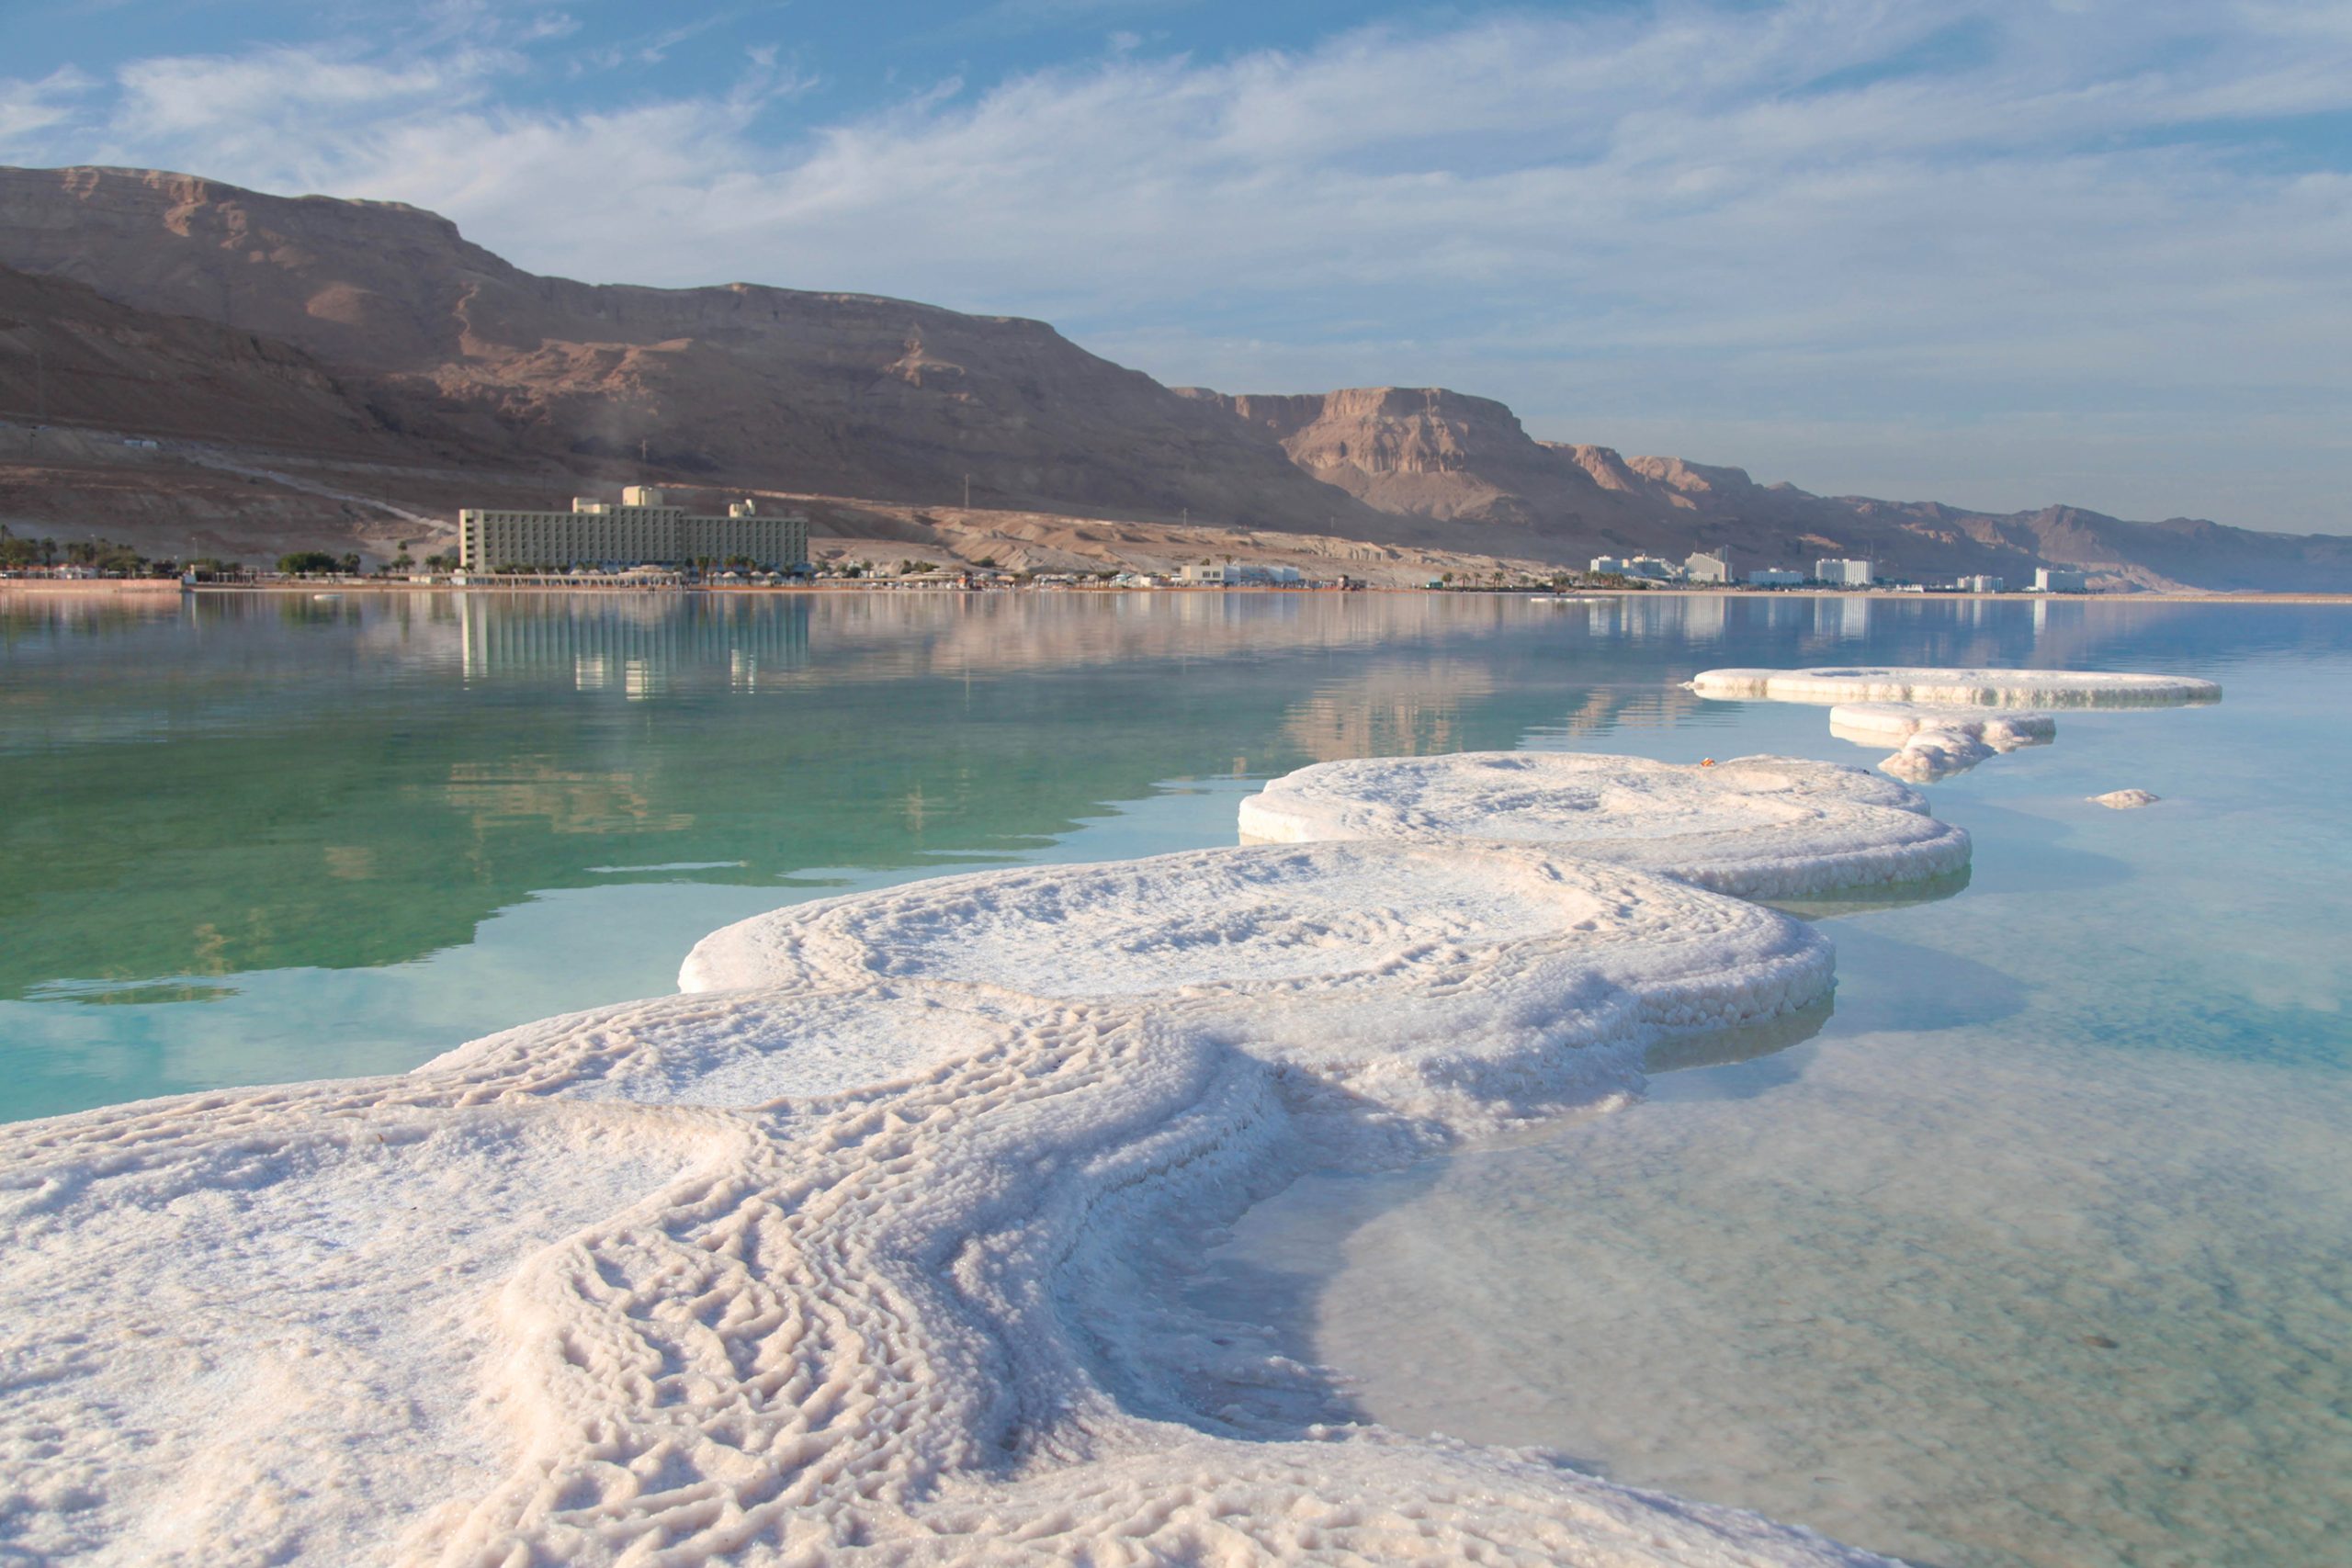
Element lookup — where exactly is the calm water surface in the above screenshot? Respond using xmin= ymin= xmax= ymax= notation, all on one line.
xmin=5 ymin=589 xmax=2347 ymax=1567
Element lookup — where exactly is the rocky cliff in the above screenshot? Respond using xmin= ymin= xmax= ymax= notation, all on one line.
xmin=2 ymin=163 xmax=2344 ymax=589
xmin=1186 ymin=384 xmax=2352 ymax=591
xmin=0 ymin=164 xmax=1390 ymax=540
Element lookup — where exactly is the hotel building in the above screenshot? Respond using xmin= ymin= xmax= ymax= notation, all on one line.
xmin=458 ymin=487 xmax=809 ymax=572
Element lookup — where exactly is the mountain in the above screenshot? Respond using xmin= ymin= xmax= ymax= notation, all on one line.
xmin=2 ymin=163 xmax=2344 ymax=590
xmin=1181 ymin=385 xmax=2352 ymax=592
xmin=0 ymin=164 xmax=1395 ymax=543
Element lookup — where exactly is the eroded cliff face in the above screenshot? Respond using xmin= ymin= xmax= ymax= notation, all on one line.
xmin=0 ymin=263 xmax=395 ymax=450
xmin=1180 ymin=385 xmax=2352 ymax=590
xmin=1176 ymin=386 xmax=1652 ymax=544
xmin=0 ymin=165 xmax=1389 ymax=538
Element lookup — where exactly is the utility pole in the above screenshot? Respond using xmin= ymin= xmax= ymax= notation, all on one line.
xmin=963 ymin=473 xmax=971 ymax=511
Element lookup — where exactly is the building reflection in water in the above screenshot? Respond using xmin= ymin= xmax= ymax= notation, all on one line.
xmin=1816 ymin=594 xmax=1871 ymax=642
xmin=456 ymin=593 xmax=811 ymax=695
xmin=1280 ymin=659 xmax=1500 ymax=761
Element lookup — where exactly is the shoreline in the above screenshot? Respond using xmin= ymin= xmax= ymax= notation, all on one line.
xmin=6 ymin=578 xmax=2349 ymax=605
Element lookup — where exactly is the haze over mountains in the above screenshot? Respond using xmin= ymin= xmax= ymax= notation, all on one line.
xmin=2 ymin=164 xmax=2344 ymax=591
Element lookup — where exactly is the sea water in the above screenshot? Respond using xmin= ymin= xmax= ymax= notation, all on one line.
xmin=6 ymin=590 xmax=2347 ymax=1565
xmin=1187 ymin=606 xmax=2352 ymax=1568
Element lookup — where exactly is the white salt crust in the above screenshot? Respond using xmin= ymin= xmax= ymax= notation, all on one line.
xmin=1690 ymin=667 xmax=2221 ymax=708
xmin=1826 ymin=704 xmax=2056 ymax=784
xmin=2092 ymin=788 xmax=2162 ymax=809
xmin=2 ymin=842 xmax=1878 ymax=1567
xmin=1234 ymin=751 xmax=1969 ymax=898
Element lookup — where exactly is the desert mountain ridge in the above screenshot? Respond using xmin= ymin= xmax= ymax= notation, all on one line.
xmin=2 ymin=164 xmax=2346 ymax=591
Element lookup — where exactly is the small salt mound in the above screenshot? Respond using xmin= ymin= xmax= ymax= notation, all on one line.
xmin=1828 ymin=703 xmax=2055 ymax=784
xmin=1234 ymin=751 xmax=1969 ymax=898
xmin=1691 ymin=666 xmax=2221 ymax=708
xmin=2092 ymin=788 xmax=2162 ymax=809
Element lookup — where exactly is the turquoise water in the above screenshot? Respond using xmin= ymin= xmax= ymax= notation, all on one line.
xmin=6 ymin=589 xmax=2348 ymax=1565
xmin=1182 ymin=603 xmax=2352 ymax=1568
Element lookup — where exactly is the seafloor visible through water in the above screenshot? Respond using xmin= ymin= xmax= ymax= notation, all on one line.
xmin=5 ymin=589 xmax=2347 ymax=1567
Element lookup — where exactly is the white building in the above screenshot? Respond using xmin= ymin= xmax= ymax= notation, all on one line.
xmin=1684 ymin=551 xmax=1732 ymax=584
xmin=1591 ymin=555 xmax=1677 ymax=580
xmin=1814 ymin=558 xmax=1873 ymax=587
xmin=1957 ymin=574 xmax=2005 ymax=593
xmin=2034 ymin=567 xmax=2088 ymax=592
xmin=1748 ymin=568 xmax=1805 ymax=587
xmin=1178 ymin=562 xmax=1305 ymax=586
xmin=458 ymin=486 xmax=810 ymax=572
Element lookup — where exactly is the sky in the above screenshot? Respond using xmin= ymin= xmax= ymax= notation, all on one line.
xmin=3 ymin=0 xmax=2348 ymax=533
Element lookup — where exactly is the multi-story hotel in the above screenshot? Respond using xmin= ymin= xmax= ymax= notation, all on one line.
xmin=458 ymin=487 xmax=809 ymax=572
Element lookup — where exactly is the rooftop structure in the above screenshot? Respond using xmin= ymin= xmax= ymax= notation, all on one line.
xmin=458 ymin=491 xmax=809 ymax=573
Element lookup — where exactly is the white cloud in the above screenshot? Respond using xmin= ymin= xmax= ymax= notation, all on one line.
xmin=6 ymin=1 xmax=2351 ymax=529
xmin=112 ymin=46 xmax=505 ymax=141
xmin=0 ymin=66 xmax=97 ymax=144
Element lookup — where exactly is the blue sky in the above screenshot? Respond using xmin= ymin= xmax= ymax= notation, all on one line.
xmin=5 ymin=1 xmax=2350 ymax=533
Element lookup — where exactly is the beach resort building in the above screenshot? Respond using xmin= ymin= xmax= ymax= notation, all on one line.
xmin=1957 ymin=574 xmax=2006 ymax=593
xmin=1178 ymin=562 xmax=1306 ymax=585
xmin=458 ymin=487 xmax=809 ymax=572
xmin=1589 ymin=555 xmax=1678 ymax=580
xmin=2033 ymin=567 xmax=2088 ymax=592
xmin=1815 ymin=558 xmax=1874 ymax=587
xmin=1684 ymin=551 xmax=1732 ymax=584
xmin=1748 ymin=568 xmax=1805 ymax=587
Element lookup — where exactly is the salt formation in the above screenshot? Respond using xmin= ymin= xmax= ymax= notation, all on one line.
xmin=1827 ymin=704 xmax=2055 ymax=783
xmin=1232 ymin=752 xmax=1970 ymax=899
xmin=1690 ymin=667 xmax=2221 ymax=708
xmin=2092 ymin=788 xmax=2162 ymax=809
xmin=2 ymin=842 xmax=1877 ymax=1566
xmin=1692 ymin=667 xmax=2217 ymax=783
xmin=682 ymin=842 xmax=1839 ymax=1103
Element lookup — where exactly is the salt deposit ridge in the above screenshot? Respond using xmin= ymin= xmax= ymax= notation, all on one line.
xmin=1689 ymin=666 xmax=2222 ymax=708
xmin=1231 ymin=752 xmax=1968 ymax=898
xmin=4 ymin=757 xmax=1973 ymax=1565
xmin=1691 ymin=667 xmax=2219 ymax=784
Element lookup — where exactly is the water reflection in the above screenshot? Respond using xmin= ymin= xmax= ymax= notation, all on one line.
xmin=1641 ymin=995 xmax=1835 ymax=1075
xmin=457 ymin=595 xmax=810 ymax=691
xmin=1764 ymin=863 xmax=1975 ymax=922
xmin=0 ymin=590 xmax=2318 ymax=1122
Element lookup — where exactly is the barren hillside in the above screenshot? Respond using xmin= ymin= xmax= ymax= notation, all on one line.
xmin=3 ymin=163 xmax=2344 ymax=589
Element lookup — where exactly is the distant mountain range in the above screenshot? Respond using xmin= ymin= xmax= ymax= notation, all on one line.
xmin=2 ymin=164 xmax=2345 ymax=591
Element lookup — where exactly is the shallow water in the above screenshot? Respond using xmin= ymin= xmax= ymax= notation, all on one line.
xmin=8 ymin=589 xmax=2350 ymax=1562
xmin=1188 ymin=617 xmax=2352 ymax=1567
xmin=9 ymin=585 xmax=2263 ymax=1122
